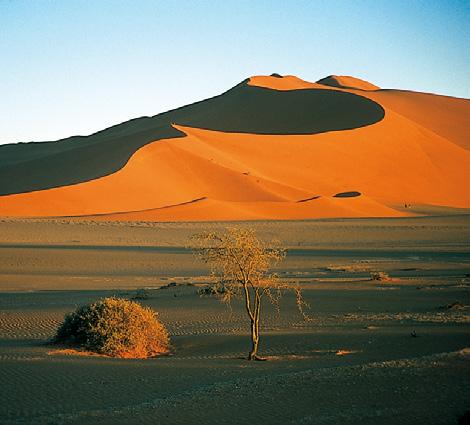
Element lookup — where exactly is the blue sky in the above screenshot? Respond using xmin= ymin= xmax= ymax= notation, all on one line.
xmin=0 ymin=0 xmax=468 ymax=144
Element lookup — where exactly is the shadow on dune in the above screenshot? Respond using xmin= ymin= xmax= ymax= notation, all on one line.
xmin=0 ymin=81 xmax=384 ymax=195
xmin=334 ymin=191 xmax=362 ymax=198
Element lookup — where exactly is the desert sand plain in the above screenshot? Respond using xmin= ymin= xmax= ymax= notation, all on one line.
xmin=0 ymin=211 xmax=469 ymax=425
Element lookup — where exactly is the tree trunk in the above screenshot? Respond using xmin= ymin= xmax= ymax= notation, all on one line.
xmin=248 ymin=317 xmax=259 ymax=360
xmin=248 ymin=291 xmax=262 ymax=360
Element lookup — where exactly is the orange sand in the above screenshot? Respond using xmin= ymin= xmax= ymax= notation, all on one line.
xmin=363 ymin=90 xmax=470 ymax=150
xmin=77 ymin=196 xmax=406 ymax=222
xmin=249 ymin=75 xmax=470 ymax=149
xmin=248 ymin=75 xmax=328 ymax=91
xmin=249 ymin=74 xmax=379 ymax=91
xmin=317 ymin=75 xmax=380 ymax=91
xmin=0 ymin=75 xmax=468 ymax=221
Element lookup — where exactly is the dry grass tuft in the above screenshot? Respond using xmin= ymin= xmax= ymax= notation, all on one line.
xmin=335 ymin=350 xmax=359 ymax=356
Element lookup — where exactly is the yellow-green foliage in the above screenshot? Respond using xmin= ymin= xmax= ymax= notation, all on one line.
xmin=191 ymin=228 xmax=309 ymax=361
xmin=54 ymin=297 xmax=170 ymax=358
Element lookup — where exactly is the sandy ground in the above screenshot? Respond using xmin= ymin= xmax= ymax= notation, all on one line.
xmin=0 ymin=216 xmax=469 ymax=424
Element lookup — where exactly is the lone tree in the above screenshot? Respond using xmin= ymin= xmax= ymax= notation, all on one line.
xmin=191 ymin=228 xmax=308 ymax=360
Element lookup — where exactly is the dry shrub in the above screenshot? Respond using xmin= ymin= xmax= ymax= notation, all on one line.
xmin=370 ymin=271 xmax=391 ymax=281
xmin=53 ymin=297 xmax=170 ymax=358
xmin=440 ymin=301 xmax=466 ymax=310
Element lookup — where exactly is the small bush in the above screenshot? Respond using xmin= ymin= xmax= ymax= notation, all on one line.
xmin=370 ymin=271 xmax=391 ymax=281
xmin=53 ymin=297 xmax=170 ymax=358
xmin=131 ymin=288 xmax=150 ymax=300
xmin=197 ymin=282 xmax=227 ymax=296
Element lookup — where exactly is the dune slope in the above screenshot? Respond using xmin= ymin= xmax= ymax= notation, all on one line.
xmin=0 ymin=74 xmax=468 ymax=221
xmin=0 ymin=81 xmax=384 ymax=195
xmin=316 ymin=75 xmax=380 ymax=91
xmin=251 ymin=74 xmax=470 ymax=149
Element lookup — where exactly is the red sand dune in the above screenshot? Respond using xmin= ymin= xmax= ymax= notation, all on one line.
xmin=250 ymin=75 xmax=470 ymax=149
xmin=0 ymin=74 xmax=468 ymax=221
xmin=316 ymin=75 xmax=380 ymax=91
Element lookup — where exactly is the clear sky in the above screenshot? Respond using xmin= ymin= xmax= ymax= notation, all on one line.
xmin=1 ymin=0 xmax=468 ymax=145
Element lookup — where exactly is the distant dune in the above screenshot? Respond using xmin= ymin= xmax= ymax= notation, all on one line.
xmin=0 ymin=74 xmax=469 ymax=221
